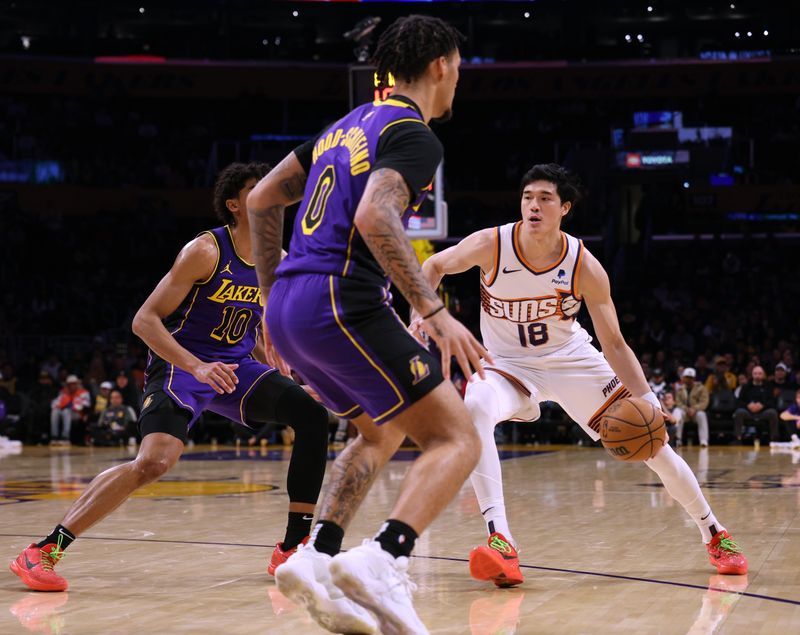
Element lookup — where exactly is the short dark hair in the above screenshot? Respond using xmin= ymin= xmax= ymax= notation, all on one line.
xmin=372 ymin=15 xmax=464 ymax=86
xmin=520 ymin=164 xmax=582 ymax=206
xmin=212 ymin=162 xmax=271 ymax=226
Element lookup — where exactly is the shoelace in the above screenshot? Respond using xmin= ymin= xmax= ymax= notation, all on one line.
xmin=390 ymin=563 xmax=418 ymax=597
xmin=489 ymin=535 xmax=513 ymax=555
xmin=717 ymin=536 xmax=742 ymax=554
xmin=39 ymin=535 xmax=66 ymax=572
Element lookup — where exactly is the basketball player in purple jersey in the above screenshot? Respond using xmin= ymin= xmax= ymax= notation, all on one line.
xmin=10 ymin=163 xmax=330 ymax=592
xmin=412 ymin=163 xmax=748 ymax=588
xmin=247 ymin=15 xmax=490 ymax=635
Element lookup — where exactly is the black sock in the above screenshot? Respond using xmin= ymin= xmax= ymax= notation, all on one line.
xmin=375 ymin=519 xmax=417 ymax=559
xmin=283 ymin=511 xmax=314 ymax=551
xmin=37 ymin=525 xmax=76 ymax=551
xmin=310 ymin=521 xmax=344 ymax=557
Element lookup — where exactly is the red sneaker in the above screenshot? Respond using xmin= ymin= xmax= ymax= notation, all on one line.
xmin=469 ymin=532 xmax=524 ymax=588
xmin=707 ymin=530 xmax=748 ymax=575
xmin=9 ymin=543 xmax=68 ymax=592
xmin=267 ymin=536 xmax=309 ymax=576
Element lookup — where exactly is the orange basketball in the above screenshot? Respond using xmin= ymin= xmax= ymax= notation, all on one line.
xmin=599 ymin=397 xmax=666 ymax=461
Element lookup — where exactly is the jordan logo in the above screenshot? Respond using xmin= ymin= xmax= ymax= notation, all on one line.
xmin=220 ymin=261 xmax=233 ymax=275
xmin=409 ymin=355 xmax=430 ymax=385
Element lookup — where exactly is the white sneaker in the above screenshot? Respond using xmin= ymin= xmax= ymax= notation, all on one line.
xmin=791 ymin=434 xmax=800 ymax=449
xmin=330 ymin=540 xmax=429 ymax=635
xmin=275 ymin=544 xmax=378 ymax=634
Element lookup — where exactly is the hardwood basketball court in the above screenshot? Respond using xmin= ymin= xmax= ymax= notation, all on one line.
xmin=2 ymin=443 xmax=798 ymax=634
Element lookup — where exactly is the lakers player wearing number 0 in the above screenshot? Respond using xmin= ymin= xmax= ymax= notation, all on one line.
xmin=10 ymin=163 xmax=330 ymax=593
xmin=412 ymin=163 xmax=747 ymax=588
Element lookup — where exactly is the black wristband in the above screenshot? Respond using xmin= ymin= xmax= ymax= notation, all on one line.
xmin=422 ymin=304 xmax=446 ymax=320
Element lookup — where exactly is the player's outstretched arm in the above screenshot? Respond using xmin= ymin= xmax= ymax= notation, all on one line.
xmin=411 ymin=228 xmax=496 ymax=329
xmin=579 ymin=249 xmax=654 ymax=402
xmin=132 ymin=235 xmax=240 ymax=394
xmin=355 ymin=167 xmax=492 ymax=380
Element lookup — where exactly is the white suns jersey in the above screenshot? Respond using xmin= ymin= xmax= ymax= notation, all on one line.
xmin=479 ymin=223 xmax=590 ymax=358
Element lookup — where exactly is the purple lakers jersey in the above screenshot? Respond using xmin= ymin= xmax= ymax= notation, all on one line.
xmin=163 ymin=226 xmax=262 ymax=363
xmin=277 ymin=98 xmax=435 ymax=285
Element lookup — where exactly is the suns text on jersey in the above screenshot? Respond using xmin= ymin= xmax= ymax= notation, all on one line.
xmin=480 ymin=287 xmax=581 ymax=323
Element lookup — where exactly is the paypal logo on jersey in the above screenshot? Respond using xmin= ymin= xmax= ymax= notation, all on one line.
xmin=551 ymin=269 xmax=569 ymax=285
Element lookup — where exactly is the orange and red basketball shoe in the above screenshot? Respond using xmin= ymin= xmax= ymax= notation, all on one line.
xmin=469 ymin=532 xmax=524 ymax=588
xmin=268 ymin=536 xmax=309 ymax=576
xmin=707 ymin=530 xmax=748 ymax=575
xmin=10 ymin=543 xmax=68 ymax=591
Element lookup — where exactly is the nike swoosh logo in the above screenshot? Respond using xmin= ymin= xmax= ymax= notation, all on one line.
xmin=481 ymin=507 xmax=494 ymax=516
xmin=24 ymin=553 xmax=38 ymax=570
xmin=502 ymin=267 xmax=521 ymax=274
xmin=701 ymin=512 xmax=711 ymax=521
xmin=302 ymin=515 xmax=314 ymax=521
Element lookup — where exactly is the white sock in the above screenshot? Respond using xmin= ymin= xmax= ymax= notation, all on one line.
xmin=644 ymin=444 xmax=724 ymax=543
xmin=464 ymin=378 xmax=522 ymax=548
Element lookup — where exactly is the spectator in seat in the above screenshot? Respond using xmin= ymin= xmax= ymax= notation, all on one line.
xmin=734 ymin=373 xmax=749 ymax=399
xmin=660 ymin=391 xmax=682 ymax=447
xmin=779 ymin=389 xmax=800 ymax=436
xmin=649 ymin=368 xmax=668 ymax=399
xmin=50 ymin=374 xmax=91 ymax=444
xmin=706 ymin=356 xmax=737 ymax=393
xmin=773 ymin=362 xmax=797 ymax=391
xmin=91 ymin=381 xmax=114 ymax=421
xmin=89 ymin=389 xmax=137 ymax=446
xmin=114 ymin=371 xmax=141 ymax=414
xmin=675 ymin=367 xmax=710 ymax=447
xmin=25 ymin=370 xmax=59 ymax=444
xmin=733 ymin=365 xmax=782 ymax=443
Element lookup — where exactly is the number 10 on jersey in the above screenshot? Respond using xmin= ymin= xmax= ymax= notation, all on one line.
xmin=517 ymin=322 xmax=549 ymax=347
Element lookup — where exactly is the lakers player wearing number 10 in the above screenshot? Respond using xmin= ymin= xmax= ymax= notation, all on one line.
xmin=413 ymin=163 xmax=748 ymax=588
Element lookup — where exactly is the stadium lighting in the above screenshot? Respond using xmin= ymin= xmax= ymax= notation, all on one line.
xmin=524 ymin=11 xmax=531 ymax=19
xmin=292 ymin=10 xmax=299 ymax=18
xmin=763 ymin=30 xmax=769 ymax=36
xmin=21 ymin=35 xmax=30 ymax=50
xmin=647 ymin=6 xmax=653 ymax=13
xmin=746 ymin=31 xmax=752 ymax=37
xmin=625 ymin=34 xmax=632 ymax=42
xmin=734 ymin=31 xmax=740 ymax=38
xmin=637 ymin=34 xmax=644 ymax=42
xmin=139 ymin=6 xmax=145 ymax=14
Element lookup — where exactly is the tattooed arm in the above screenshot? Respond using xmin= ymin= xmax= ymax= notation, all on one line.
xmin=354 ymin=168 xmax=492 ymax=380
xmin=246 ymin=152 xmax=307 ymax=375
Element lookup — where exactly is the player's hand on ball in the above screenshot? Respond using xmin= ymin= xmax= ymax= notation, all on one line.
xmin=423 ymin=307 xmax=493 ymax=381
xmin=192 ymin=361 xmax=239 ymax=394
xmin=660 ymin=408 xmax=675 ymax=424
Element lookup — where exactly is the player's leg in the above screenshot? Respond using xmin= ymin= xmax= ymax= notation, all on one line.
xmin=549 ymin=344 xmax=747 ymax=575
xmin=644 ymin=444 xmax=746 ymax=573
xmin=276 ymin=411 xmax=399 ymax=635
xmin=10 ymin=396 xmax=188 ymax=591
xmin=328 ymin=381 xmax=479 ymax=635
xmin=465 ymin=372 xmax=529 ymax=546
xmin=239 ymin=369 xmax=330 ymax=571
xmin=463 ymin=370 xmax=531 ymax=588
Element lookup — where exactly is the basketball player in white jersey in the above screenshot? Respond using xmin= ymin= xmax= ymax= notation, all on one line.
xmin=411 ymin=163 xmax=747 ymax=587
